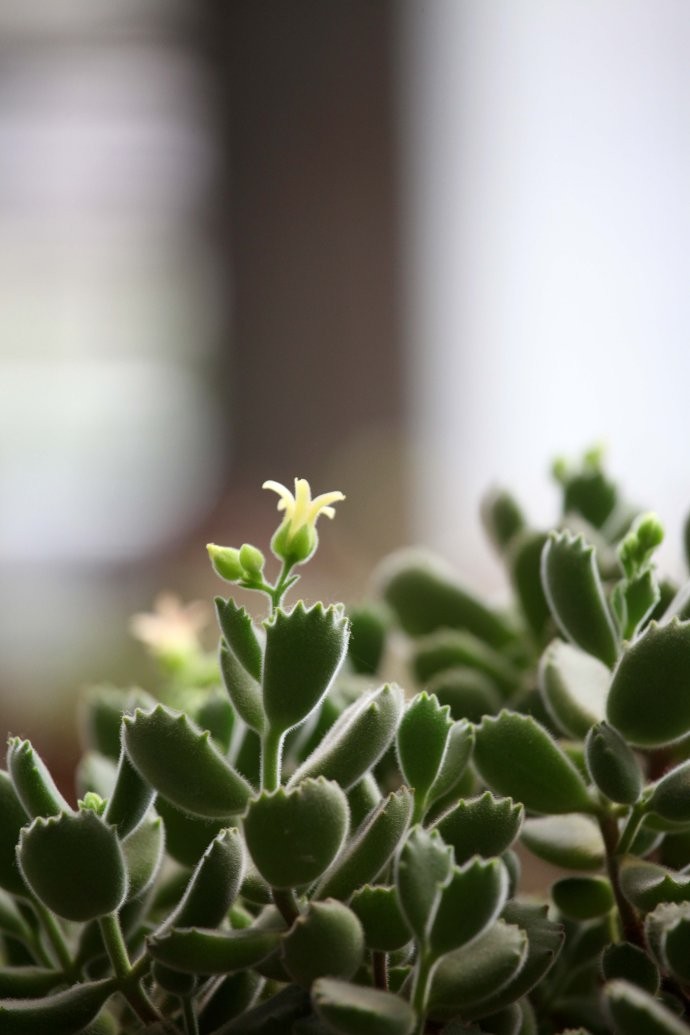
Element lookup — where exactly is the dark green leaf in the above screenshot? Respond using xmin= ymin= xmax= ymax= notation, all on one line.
xmin=147 ymin=926 xmax=279 ymax=974
xmin=521 ymin=814 xmax=604 ymax=871
xmin=215 ymin=597 xmax=263 ymax=681
xmin=538 ymin=640 xmax=609 ymax=738
xmin=436 ymin=792 xmax=523 ymax=864
xmin=312 ymin=977 xmax=416 ymax=1035
xmin=604 ymin=979 xmax=690 ymax=1035
xmin=282 ymin=899 xmax=364 ymax=987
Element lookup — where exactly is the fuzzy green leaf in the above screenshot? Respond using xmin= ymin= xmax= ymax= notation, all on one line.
xmin=413 ymin=629 xmax=520 ymax=696
xmin=380 ymin=550 xmax=518 ymax=649
xmin=620 ymin=861 xmax=690 ymax=913
xmin=436 ymin=792 xmax=524 ymax=865
xmin=507 ymin=529 xmax=551 ymax=642
xmin=481 ymin=488 xmax=526 ymax=555
xmin=538 ymin=640 xmax=610 ymax=738
xmin=103 ymin=748 xmax=156 ymax=839
xmin=349 ymin=886 xmax=411 ymax=952
xmin=395 ymin=826 xmax=453 ymax=944
xmin=78 ymin=686 xmax=156 ymax=760
xmin=262 ymin=603 xmax=349 ymax=736
xmin=18 ymin=810 xmax=127 ymax=921
xmin=428 ymin=920 xmax=528 ymax=1022
xmin=154 ymin=795 xmax=227 ymax=867
xmin=315 ymin=787 xmax=412 ymax=902
xmin=604 ymin=979 xmax=690 ymax=1035
xmin=425 ymin=721 xmax=475 ymax=810
xmin=541 ymin=531 xmax=619 ymax=667
xmin=168 ymin=827 xmax=244 ymax=929
xmin=427 ymin=668 xmax=502 ymax=725
xmin=0 ymin=967 xmax=64 ymax=999
xmin=289 ymin=684 xmax=404 ymax=792
xmin=584 ymin=722 xmax=642 ymax=805
xmin=601 ymin=942 xmax=660 ymax=995
xmin=123 ymin=705 xmax=252 ymax=819
xmin=0 ymin=771 xmax=29 ymax=896
xmin=0 ymin=978 xmax=116 ymax=1035
xmin=347 ymin=603 xmax=389 ymax=676
xmin=429 ymin=857 xmax=508 ymax=958
xmin=552 ymin=876 xmax=614 ymax=920
xmin=521 ymin=814 xmax=605 ymax=871
xmin=148 ymin=926 xmax=280 ymax=974
xmin=397 ymin=693 xmax=453 ymax=811
xmin=244 ymin=778 xmax=348 ymax=889
xmin=7 ymin=738 xmax=71 ymax=819
xmin=607 ymin=620 xmax=690 ymax=747
xmin=312 ymin=977 xmax=416 ymax=1035
xmin=215 ymin=597 xmax=263 ymax=680
xmin=220 ymin=642 xmax=265 ymax=735
xmin=282 ymin=900 xmax=364 ymax=988
xmin=648 ymin=761 xmax=690 ymax=824
xmin=474 ymin=711 xmax=593 ymax=815
xmin=122 ymin=814 xmax=164 ymax=901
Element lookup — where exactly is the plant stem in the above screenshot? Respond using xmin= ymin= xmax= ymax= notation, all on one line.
xmin=31 ymin=898 xmax=72 ymax=973
xmin=99 ymin=912 xmax=164 ymax=1026
xmin=181 ymin=996 xmax=200 ymax=1035
xmin=372 ymin=950 xmax=388 ymax=991
xmin=411 ymin=950 xmax=434 ymax=1035
xmin=597 ymin=813 xmax=645 ymax=948
xmin=616 ymin=801 xmax=646 ymax=857
xmin=261 ymin=727 xmax=283 ymax=792
xmin=272 ymin=887 xmax=300 ymax=927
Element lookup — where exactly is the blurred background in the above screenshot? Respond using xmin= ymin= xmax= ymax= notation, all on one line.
xmin=1 ymin=1 xmax=689 ymax=771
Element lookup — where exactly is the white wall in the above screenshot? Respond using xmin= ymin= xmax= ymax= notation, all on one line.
xmin=399 ymin=1 xmax=690 ymax=589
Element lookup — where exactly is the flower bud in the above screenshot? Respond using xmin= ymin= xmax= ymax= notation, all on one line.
xmin=239 ymin=543 xmax=265 ymax=575
xmin=207 ymin=544 xmax=245 ymax=583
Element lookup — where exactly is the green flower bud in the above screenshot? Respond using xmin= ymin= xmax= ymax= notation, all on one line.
xmin=239 ymin=543 xmax=265 ymax=575
xmin=282 ymin=900 xmax=364 ymax=988
xmin=264 ymin=478 xmax=345 ymax=567
xmin=79 ymin=792 xmax=106 ymax=815
xmin=243 ymin=778 xmax=349 ymax=889
xmin=585 ymin=722 xmax=642 ymax=805
xmin=207 ymin=544 xmax=245 ymax=582
xmin=17 ymin=810 xmax=127 ymax=921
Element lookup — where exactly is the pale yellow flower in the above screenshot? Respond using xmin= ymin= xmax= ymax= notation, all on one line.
xmin=129 ymin=593 xmax=210 ymax=656
xmin=263 ymin=478 xmax=345 ymax=544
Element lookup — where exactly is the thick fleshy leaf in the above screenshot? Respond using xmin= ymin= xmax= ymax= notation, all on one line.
xmin=0 ymin=967 xmax=64 ymax=999
xmin=192 ymin=685 xmax=236 ymax=752
xmin=315 ymin=787 xmax=412 ymax=902
xmin=648 ymin=761 xmax=690 ymax=823
xmin=436 ymin=792 xmax=523 ymax=865
xmin=462 ymin=902 xmax=564 ymax=1020
xmin=0 ymin=888 xmax=33 ymax=945
xmin=604 ymin=979 xmax=690 ymax=1035
xmin=347 ymin=603 xmax=389 ymax=676
xmin=262 ymin=603 xmax=349 ymax=735
xmin=428 ymin=920 xmax=528 ymax=1022
xmin=397 ymin=693 xmax=453 ymax=812
xmin=220 ymin=642 xmax=265 ymax=735
xmin=215 ymin=597 xmax=263 ymax=681
xmin=289 ymin=684 xmax=404 ymax=792
xmin=282 ymin=900 xmax=364 ymax=987
xmin=602 ymin=942 xmax=660 ymax=995
xmin=312 ymin=977 xmax=416 ymax=1035
xmin=154 ymin=795 xmax=227 ymax=867
xmin=103 ymin=748 xmax=156 ymax=839
xmin=347 ymin=774 xmax=383 ymax=831
xmin=607 ymin=620 xmax=690 ymax=746
xmin=659 ymin=908 xmax=690 ymax=984
xmin=413 ymin=630 xmax=520 ymax=696
xmin=481 ymin=488 xmax=526 ymax=555
xmin=147 ymin=926 xmax=280 ymax=974
xmin=427 ymin=668 xmax=502 ymax=725
xmin=620 ymin=860 xmax=690 ymax=913
xmin=521 ymin=815 xmax=605 ymax=871
xmin=474 ymin=711 xmax=594 ymax=815
xmin=541 ymin=531 xmax=619 ymax=667
xmin=18 ymin=810 xmax=127 ymax=921
xmin=244 ymin=778 xmax=348 ymax=889
xmin=122 ymin=814 xmax=165 ymax=901
xmin=429 ymin=857 xmax=508 ymax=958
xmin=349 ymin=886 xmax=411 ymax=952
xmin=507 ymin=529 xmax=551 ymax=642
xmin=379 ymin=550 xmax=518 ymax=648
xmin=538 ymin=640 xmax=609 ymax=738
xmin=551 ymin=876 xmax=614 ymax=920
xmin=167 ymin=827 xmax=244 ymax=929
xmin=426 ymin=721 xmax=475 ymax=810
xmin=395 ymin=826 xmax=453 ymax=943
xmin=123 ymin=705 xmax=252 ymax=819
xmin=0 ymin=978 xmax=116 ymax=1035
xmin=78 ymin=686 xmax=156 ymax=760
xmin=584 ymin=722 xmax=642 ymax=805
xmin=0 ymin=771 xmax=29 ymax=895
xmin=7 ymin=739 xmax=71 ymax=819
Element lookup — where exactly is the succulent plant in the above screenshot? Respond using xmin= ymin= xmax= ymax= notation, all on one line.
xmin=3 ymin=460 xmax=690 ymax=1034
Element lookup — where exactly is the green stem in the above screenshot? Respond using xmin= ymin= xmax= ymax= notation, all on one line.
xmin=269 ymin=559 xmax=296 ymax=612
xmin=261 ymin=727 xmax=283 ymax=792
xmin=411 ymin=950 xmax=434 ymax=1035
xmin=181 ymin=996 xmax=200 ymax=1035
xmin=616 ymin=801 xmax=646 ymax=857
xmin=372 ymin=950 xmax=388 ymax=991
xmin=272 ymin=887 xmax=300 ymax=927
xmin=99 ymin=912 xmax=164 ymax=1026
xmin=31 ymin=899 xmax=72 ymax=973
xmin=598 ymin=814 xmax=645 ymax=948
